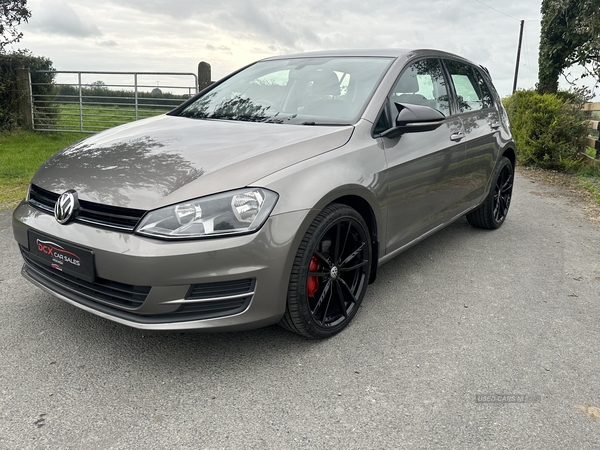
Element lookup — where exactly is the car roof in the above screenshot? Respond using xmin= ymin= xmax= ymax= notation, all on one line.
xmin=261 ymin=48 xmax=489 ymax=79
xmin=262 ymin=49 xmax=413 ymax=59
xmin=261 ymin=48 xmax=473 ymax=61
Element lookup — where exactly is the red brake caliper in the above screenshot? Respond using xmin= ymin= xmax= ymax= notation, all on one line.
xmin=307 ymin=255 xmax=320 ymax=297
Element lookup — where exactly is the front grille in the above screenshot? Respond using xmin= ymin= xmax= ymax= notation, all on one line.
xmin=28 ymin=184 xmax=146 ymax=232
xmin=21 ymin=246 xmax=150 ymax=309
xmin=186 ymin=278 xmax=256 ymax=300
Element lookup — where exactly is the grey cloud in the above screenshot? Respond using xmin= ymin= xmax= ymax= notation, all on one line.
xmin=107 ymin=0 xmax=227 ymax=20
xmin=97 ymin=40 xmax=118 ymax=47
xmin=214 ymin=1 xmax=321 ymax=50
xmin=101 ymin=0 xmax=538 ymax=51
xmin=30 ymin=0 xmax=543 ymax=96
xmin=108 ymin=0 xmax=322 ymax=50
xmin=206 ymin=44 xmax=232 ymax=54
xmin=29 ymin=0 xmax=102 ymax=38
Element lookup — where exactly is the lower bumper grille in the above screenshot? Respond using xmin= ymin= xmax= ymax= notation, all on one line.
xmin=171 ymin=297 xmax=252 ymax=317
xmin=186 ymin=278 xmax=256 ymax=300
xmin=21 ymin=246 xmax=150 ymax=309
xmin=20 ymin=246 xmax=255 ymax=324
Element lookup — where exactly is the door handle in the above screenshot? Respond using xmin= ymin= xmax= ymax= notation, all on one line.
xmin=450 ymin=132 xmax=464 ymax=142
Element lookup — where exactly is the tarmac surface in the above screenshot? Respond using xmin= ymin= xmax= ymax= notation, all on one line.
xmin=1 ymin=171 xmax=599 ymax=449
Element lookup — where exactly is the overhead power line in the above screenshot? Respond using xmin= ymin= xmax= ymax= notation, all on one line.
xmin=474 ymin=0 xmax=520 ymax=21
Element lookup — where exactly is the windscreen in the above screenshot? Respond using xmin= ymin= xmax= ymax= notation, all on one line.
xmin=178 ymin=57 xmax=393 ymax=125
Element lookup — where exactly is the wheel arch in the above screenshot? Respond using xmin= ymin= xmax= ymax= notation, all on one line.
xmin=502 ymin=147 xmax=516 ymax=169
xmin=326 ymin=194 xmax=380 ymax=284
xmin=279 ymin=184 xmax=383 ymax=291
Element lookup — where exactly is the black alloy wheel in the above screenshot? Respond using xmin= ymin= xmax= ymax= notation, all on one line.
xmin=467 ymin=156 xmax=514 ymax=229
xmin=492 ymin=162 xmax=513 ymax=223
xmin=280 ymin=204 xmax=372 ymax=339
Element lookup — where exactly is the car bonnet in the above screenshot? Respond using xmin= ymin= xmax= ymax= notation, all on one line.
xmin=31 ymin=114 xmax=354 ymax=211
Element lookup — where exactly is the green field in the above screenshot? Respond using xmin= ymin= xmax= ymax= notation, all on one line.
xmin=1 ymin=111 xmax=600 ymax=211
xmin=0 ymin=131 xmax=86 ymax=208
xmin=41 ymin=103 xmax=173 ymax=133
xmin=1 ymin=101 xmax=175 ymax=208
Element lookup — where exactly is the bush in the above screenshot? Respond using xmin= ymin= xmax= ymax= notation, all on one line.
xmin=503 ymin=90 xmax=589 ymax=171
xmin=0 ymin=50 xmax=56 ymax=131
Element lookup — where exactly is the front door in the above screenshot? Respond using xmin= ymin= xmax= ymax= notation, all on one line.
xmin=383 ymin=58 xmax=470 ymax=255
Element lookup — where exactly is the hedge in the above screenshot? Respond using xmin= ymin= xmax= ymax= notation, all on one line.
xmin=0 ymin=50 xmax=56 ymax=130
xmin=503 ymin=90 xmax=589 ymax=171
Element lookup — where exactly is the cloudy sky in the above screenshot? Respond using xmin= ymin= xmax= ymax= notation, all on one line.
xmin=7 ymin=0 xmax=576 ymax=97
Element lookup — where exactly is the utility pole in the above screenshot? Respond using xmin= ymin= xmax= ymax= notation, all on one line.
xmin=512 ymin=20 xmax=525 ymax=94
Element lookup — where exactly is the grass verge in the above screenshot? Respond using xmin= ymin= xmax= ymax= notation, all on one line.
xmin=0 ymin=130 xmax=87 ymax=209
xmin=578 ymin=165 xmax=600 ymax=204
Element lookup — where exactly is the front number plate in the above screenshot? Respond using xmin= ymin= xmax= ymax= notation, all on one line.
xmin=27 ymin=230 xmax=95 ymax=283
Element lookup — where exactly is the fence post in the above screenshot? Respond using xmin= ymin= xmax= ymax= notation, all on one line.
xmin=15 ymin=67 xmax=33 ymax=128
xmin=582 ymin=102 xmax=600 ymax=164
xmin=134 ymin=73 xmax=139 ymax=120
xmin=78 ymin=73 xmax=83 ymax=132
xmin=198 ymin=62 xmax=212 ymax=90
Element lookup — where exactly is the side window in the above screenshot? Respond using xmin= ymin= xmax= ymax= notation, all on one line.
xmin=373 ymin=108 xmax=390 ymax=135
xmin=472 ymin=69 xmax=494 ymax=109
xmin=445 ymin=60 xmax=487 ymax=113
xmin=390 ymin=59 xmax=450 ymax=117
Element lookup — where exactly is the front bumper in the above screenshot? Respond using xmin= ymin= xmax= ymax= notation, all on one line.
xmin=12 ymin=202 xmax=311 ymax=331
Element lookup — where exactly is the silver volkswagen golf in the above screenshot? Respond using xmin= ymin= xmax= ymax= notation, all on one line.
xmin=13 ymin=49 xmax=516 ymax=339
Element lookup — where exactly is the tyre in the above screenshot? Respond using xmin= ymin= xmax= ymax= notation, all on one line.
xmin=467 ymin=156 xmax=514 ymax=229
xmin=280 ymin=204 xmax=372 ymax=339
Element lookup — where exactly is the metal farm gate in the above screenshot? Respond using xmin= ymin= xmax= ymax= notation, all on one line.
xmin=29 ymin=71 xmax=198 ymax=133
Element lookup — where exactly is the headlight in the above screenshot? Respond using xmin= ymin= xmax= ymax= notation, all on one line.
xmin=135 ymin=188 xmax=278 ymax=239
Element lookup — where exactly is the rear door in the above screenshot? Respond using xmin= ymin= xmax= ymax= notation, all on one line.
xmin=443 ymin=60 xmax=501 ymax=208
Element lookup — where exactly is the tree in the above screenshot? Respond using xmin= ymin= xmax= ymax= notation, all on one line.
xmin=538 ymin=0 xmax=600 ymax=94
xmin=0 ymin=0 xmax=31 ymax=52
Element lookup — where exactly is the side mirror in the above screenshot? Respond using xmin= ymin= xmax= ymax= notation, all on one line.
xmin=380 ymin=103 xmax=445 ymax=137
